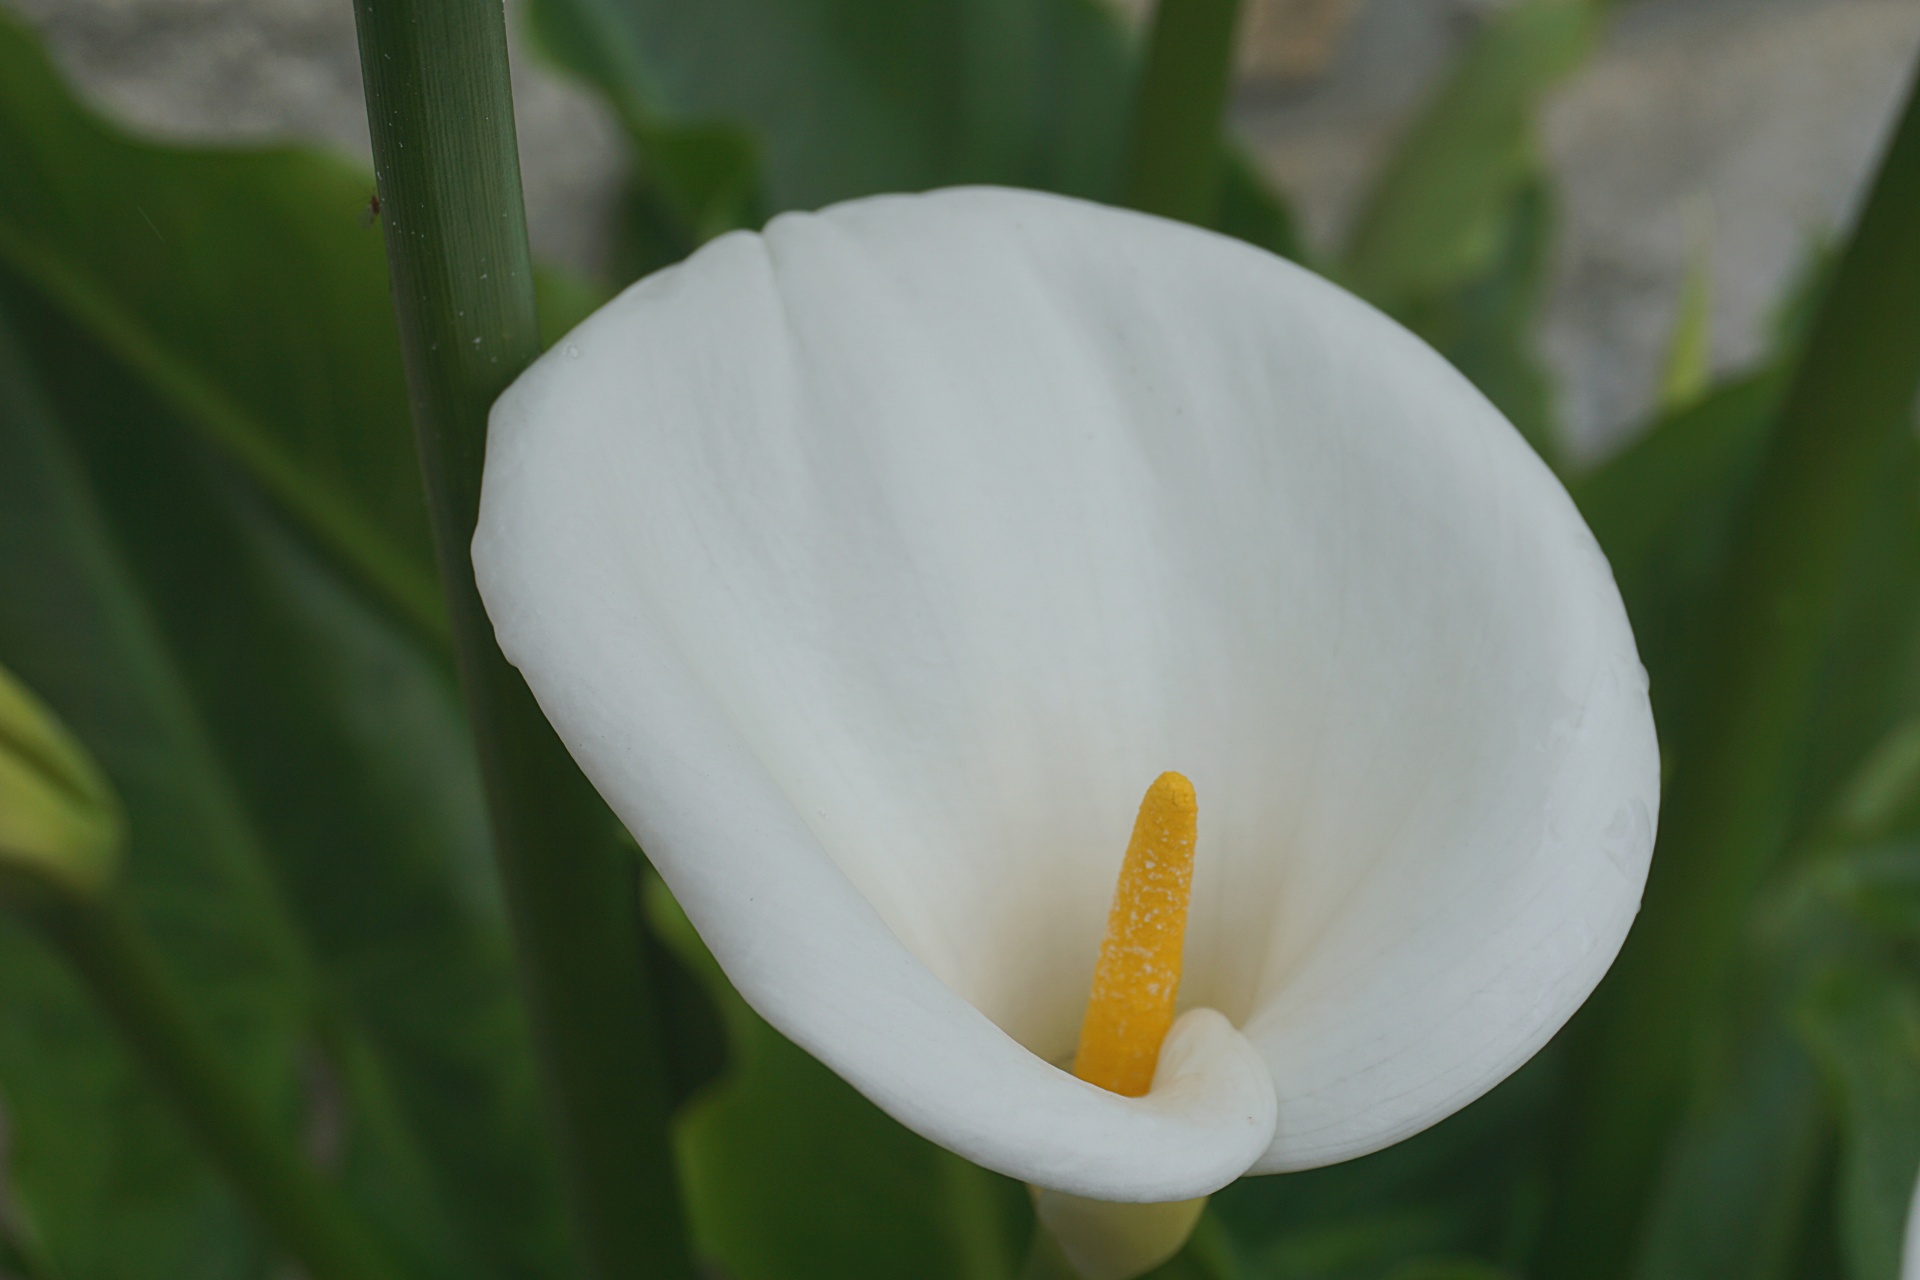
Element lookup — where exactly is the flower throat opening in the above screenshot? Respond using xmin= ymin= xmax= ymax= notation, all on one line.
xmin=1072 ymin=771 xmax=1198 ymax=1098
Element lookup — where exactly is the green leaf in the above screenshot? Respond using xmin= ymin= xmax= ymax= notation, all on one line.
xmin=0 ymin=10 xmax=441 ymax=647
xmin=1570 ymin=366 xmax=1786 ymax=758
xmin=1572 ymin=369 xmax=1784 ymax=609
xmin=2 ymin=269 xmax=574 ymax=1280
xmin=0 ymin=296 xmax=305 ymax=1280
xmin=643 ymin=876 xmax=1025 ymax=1280
xmin=1627 ymin=1015 xmax=1828 ymax=1280
xmin=1790 ymin=429 xmax=1920 ymax=847
xmin=1799 ymin=963 xmax=1920 ymax=1280
xmin=1341 ymin=0 xmax=1598 ymax=312
xmin=1215 ymin=1055 xmax=1558 ymax=1279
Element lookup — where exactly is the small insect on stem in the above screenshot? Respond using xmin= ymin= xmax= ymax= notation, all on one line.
xmin=359 ymin=192 xmax=382 ymax=229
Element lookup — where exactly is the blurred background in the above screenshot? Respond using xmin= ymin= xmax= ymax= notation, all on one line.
xmin=10 ymin=0 xmax=1919 ymax=458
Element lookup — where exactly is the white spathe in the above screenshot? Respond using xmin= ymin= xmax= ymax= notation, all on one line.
xmin=1906 ymin=1166 xmax=1920 ymax=1279
xmin=473 ymin=186 xmax=1659 ymax=1204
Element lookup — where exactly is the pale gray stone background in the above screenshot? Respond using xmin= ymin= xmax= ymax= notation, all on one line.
xmin=8 ymin=0 xmax=1920 ymax=459
xmin=1235 ymin=0 xmax=1920 ymax=457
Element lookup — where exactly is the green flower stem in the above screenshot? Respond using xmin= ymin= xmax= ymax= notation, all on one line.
xmin=348 ymin=5 xmax=692 ymax=1280
xmin=1121 ymin=0 xmax=1243 ymax=224
xmin=32 ymin=895 xmax=402 ymax=1280
xmin=1543 ymin=66 xmax=1920 ymax=1276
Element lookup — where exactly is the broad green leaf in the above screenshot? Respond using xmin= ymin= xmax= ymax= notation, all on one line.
xmin=1570 ymin=366 xmax=1787 ymax=769
xmin=0 ymin=11 xmax=441 ymax=646
xmin=1 ymin=273 xmax=476 ymax=1280
xmin=1628 ymin=1017 xmax=1827 ymax=1280
xmin=1341 ymin=0 xmax=1598 ymax=312
xmin=1572 ymin=359 xmax=1914 ymax=835
xmin=1789 ymin=428 xmax=1920 ymax=846
xmin=0 ymin=299 xmax=304 ymax=1280
xmin=3 ymin=273 xmax=574 ymax=1280
xmin=1799 ymin=963 xmax=1920 ymax=1280
xmin=644 ymin=876 xmax=1024 ymax=1280
xmin=1573 ymin=369 xmax=1784 ymax=611
xmin=1215 ymin=1055 xmax=1557 ymax=1279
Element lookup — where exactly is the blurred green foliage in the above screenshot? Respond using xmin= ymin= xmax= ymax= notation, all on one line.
xmin=0 ymin=0 xmax=1916 ymax=1278
xmin=521 ymin=0 xmax=1303 ymax=270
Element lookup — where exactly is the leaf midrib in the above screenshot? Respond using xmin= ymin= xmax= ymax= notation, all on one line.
xmin=0 ymin=220 xmax=450 ymax=653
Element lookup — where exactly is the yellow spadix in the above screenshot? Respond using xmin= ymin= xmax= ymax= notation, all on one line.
xmin=1073 ymin=771 xmax=1198 ymax=1098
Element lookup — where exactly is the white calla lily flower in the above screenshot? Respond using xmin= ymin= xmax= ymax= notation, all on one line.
xmin=473 ymin=186 xmax=1658 ymax=1272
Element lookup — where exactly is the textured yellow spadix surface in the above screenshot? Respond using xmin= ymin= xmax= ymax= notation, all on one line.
xmin=1073 ymin=771 xmax=1198 ymax=1098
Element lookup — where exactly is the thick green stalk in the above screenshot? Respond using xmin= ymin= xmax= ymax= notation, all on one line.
xmin=34 ymin=896 xmax=402 ymax=1280
xmin=1121 ymin=0 xmax=1242 ymax=224
xmin=1542 ymin=66 xmax=1920 ymax=1276
xmin=348 ymin=6 xmax=692 ymax=1280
